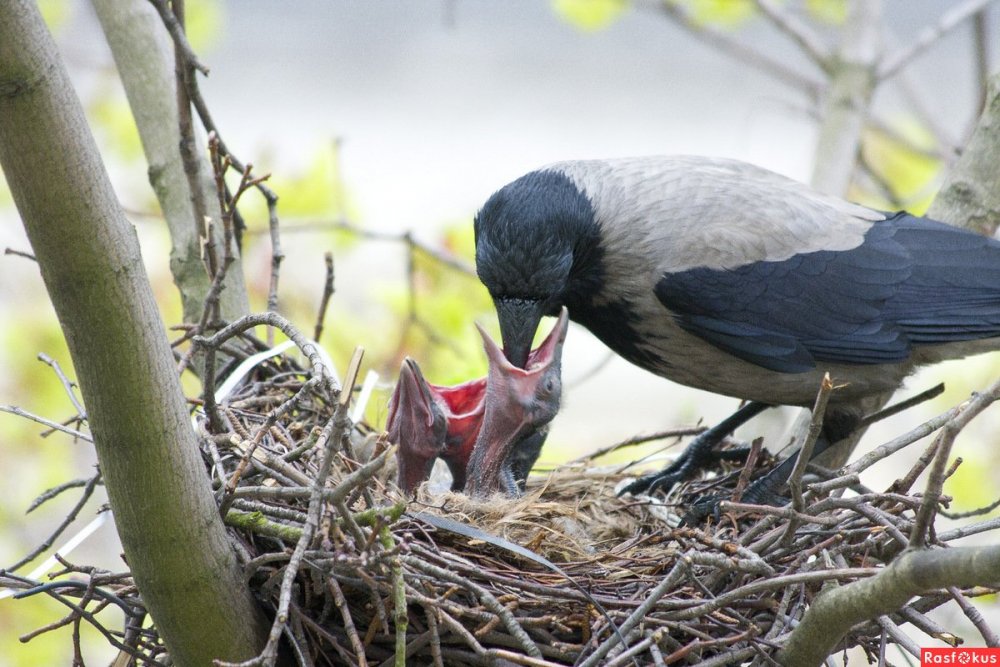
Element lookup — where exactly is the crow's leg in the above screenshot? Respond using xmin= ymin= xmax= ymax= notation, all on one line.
xmin=619 ymin=401 xmax=773 ymax=497
xmin=682 ymin=407 xmax=862 ymax=524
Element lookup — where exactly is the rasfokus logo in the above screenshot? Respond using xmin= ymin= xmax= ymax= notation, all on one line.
xmin=922 ymin=648 xmax=1000 ymax=665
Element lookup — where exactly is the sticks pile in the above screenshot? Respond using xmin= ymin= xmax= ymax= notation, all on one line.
xmin=4 ymin=319 xmax=1000 ymax=666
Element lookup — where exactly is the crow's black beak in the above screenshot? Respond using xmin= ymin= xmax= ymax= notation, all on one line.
xmin=494 ymin=297 xmax=544 ymax=369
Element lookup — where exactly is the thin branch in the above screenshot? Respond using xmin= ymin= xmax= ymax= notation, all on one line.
xmin=878 ymin=0 xmax=1000 ymax=81
xmin=844 ymin=404 xmax=959 ymax=476
xmin=145 ymin=0 xmax=209 ymax=75
xmin=36 ymin=353 xmax=86 ymax=418
xmin=328 ymin=218 xmax=475 ymax=275
xmin=0 ymin=405 xmax=92 ymax=442
xmin=787 ymin=374 xmax=832 ymax=515
xmin=948 ymin=585 xmax=1000 ymax=646
xmin=6 ymin=475 xmax=102 ymax=573
xmin=729 ymin=437 xmax=763 ymax=504
xmin=752 ymin=0 xmax=830 ymax=70
xmin=910 ymin=378 xmax=1000 ymax=548
xmin=27 ymin=478 xmax=93 ymax=514
xmin=642 ymin=0 xmax=823 ymax=99
xmin=314 ymin=251 xmax=336 ymax=343
xmin=574 ymin=428 xmax=705 ymax=464
xmin=4 ymin=247 xmax=36 ymax=261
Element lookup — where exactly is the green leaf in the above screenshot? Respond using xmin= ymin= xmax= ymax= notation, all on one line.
xmin=859 ymin=118 xmax=943 ymax=214
xmin=679 ymin=0 xmax=756 ymax=28
xmin=552 ymin=0 xmax=628 ymax=32
xmin=267 ymin=149 xmax=348 ymax=219
xmin=184 ymin=0 xmax=225 ymax=54
xmin=806 ymin=0 xmax=847 ymax=25
xmin=38 ymin=0 xmax=71 ymax=33
xmin=88 ymin=87 xmax=145 ymax=163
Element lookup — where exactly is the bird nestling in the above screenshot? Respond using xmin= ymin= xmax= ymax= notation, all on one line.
xmin=387 ymin=358 xmax=487 ymax=494
xmin=474 ymin=156 xmax=1000 ymax=499
xmin=386 ymin=358 xmax=450 ymax=495
xmin=464 ymin=307 xmax=567 ymax=497
xmin=387 ymin=308 xmax=568 ymax=496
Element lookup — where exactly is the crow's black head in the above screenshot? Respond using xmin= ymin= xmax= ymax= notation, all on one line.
xmin=474 ymin=168 xmax=601 ymax=367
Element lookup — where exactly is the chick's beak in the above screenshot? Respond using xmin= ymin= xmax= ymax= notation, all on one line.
xmin=465 ymin=308 xmax=569 ymax=497
xmin=387 ymin=358 xmax=447 ymax=494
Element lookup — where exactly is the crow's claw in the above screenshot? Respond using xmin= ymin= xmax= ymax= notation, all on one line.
xmin=618 ymin=456 xmax=690 ymax=497
xmin=737 ymin=464 xmax=793 ymax=510
xmin=680 ymin=483 xmax=792 ymax=525
xmin=714 ymin=447 xmax=754 ymax=463
xmin=618 ymin=402 xmax=772 ymax=498
xmin=619 ymin=446 xmax=751 ymax=497
xmin=680 ymin=494 xmax=726 ymax=525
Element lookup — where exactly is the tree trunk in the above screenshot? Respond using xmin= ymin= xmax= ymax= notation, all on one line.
xmin=810 ymin=0 xmax=882 ymax=194
xmin=90 ymin=0 xmax=251 ymax=335
xmin=0 ymin=2 xmax=268 ymax=664
xmin=927 ymin=72 xmax=1000 ymax=235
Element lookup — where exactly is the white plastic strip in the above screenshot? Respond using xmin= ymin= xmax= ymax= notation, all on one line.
xmin=0 ymin=512 xmax=111 ymax=601
xmin=351 ymin=369 xmax=379 ymax=424
xmin=195 ymin=337 xmax=342 ymax=428
xmin=214 ymin=339 xmax=297 ymax=403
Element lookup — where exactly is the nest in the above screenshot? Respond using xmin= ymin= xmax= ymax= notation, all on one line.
xmin=5 ymin=317 xmax=1000 ymax=666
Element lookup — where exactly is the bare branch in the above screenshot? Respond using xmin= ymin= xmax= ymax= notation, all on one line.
xmin=36 ymin=353 xmax=86 ymax=418
xmin=313 ymin=251 xmax=335 ymax=343
xmin=752 ymin=0 xmax=830 ymax=70
xmin=5 ymin=475 xmax=102 ymax=573
xmin=0 ymin=405 xmax=92 ymax=441
xmin=878 ymin=0 xmax=1000 ymax=81
xmin=777 ymin=544 xmax=1000 ymax=665
xmin=910 ymin=377 xmax=1000 ymax=548
xmin=4 ymin=247 xmax=36 ymax=261
xmin=145 ymin=0 xmax=209 ymax=75
xmin=641 ymin=0 xmax=823 ymax=99
xmin=787 ymin=374 xmax=832 ymax=514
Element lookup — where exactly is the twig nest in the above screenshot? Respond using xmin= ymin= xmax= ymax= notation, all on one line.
xmin=19 ymin=337 xmax=998 ymax=666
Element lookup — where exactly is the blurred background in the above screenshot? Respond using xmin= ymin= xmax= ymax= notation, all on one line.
xmin=1 ymin=0 xmax=999 ymax=662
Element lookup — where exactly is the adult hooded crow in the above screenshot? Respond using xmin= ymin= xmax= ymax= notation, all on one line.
xmin=474 ymin=156 xmax=1000 ymax=498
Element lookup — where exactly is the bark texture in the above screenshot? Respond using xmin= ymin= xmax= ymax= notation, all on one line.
xmin=0 ymin=2 xmax=267 ymax=663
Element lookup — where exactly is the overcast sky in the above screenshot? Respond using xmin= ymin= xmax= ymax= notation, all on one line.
xmin=200 ymin=0 xmax=993 ymax=233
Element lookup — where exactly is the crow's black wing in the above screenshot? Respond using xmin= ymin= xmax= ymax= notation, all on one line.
xmin=655 ymin=214 xmax=1000 ymax=373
